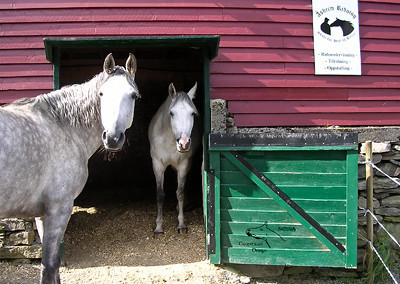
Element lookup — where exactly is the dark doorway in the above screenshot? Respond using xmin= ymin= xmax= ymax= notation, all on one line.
xmin=57 ymin=45 xmax=205 ymax=207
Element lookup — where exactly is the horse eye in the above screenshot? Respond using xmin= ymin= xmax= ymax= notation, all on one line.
xmin=99 ymin=92 xmax=103 ymax=97
xmin=192 ymin=112 xmax=196 ymax=116
xmin=169 ymin=111 xmax=174 ymax=117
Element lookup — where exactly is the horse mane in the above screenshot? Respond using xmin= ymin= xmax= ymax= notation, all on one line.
xmin=9 ymin=71 xmax=106 ymax=128
xmin=37 ymin=72 xmax=108 ymax=128
xmin=9 ymin=66 xmax=132 ymax=128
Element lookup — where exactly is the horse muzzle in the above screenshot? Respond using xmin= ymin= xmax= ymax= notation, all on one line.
xmin=176 ymin=133 xmax=191 ymax=153
xmin=102 ymin=130 xmax=125 ymax=152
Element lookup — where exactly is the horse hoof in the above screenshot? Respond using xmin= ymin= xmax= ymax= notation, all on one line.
xmin=178 ymin=228 xmax=188 ymax=234
xmin=154 ymin=232 xmax=164 ymax=238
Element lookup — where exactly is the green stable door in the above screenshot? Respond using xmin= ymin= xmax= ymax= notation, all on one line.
xmin=206 ymin=133 xmax=358 ymax=268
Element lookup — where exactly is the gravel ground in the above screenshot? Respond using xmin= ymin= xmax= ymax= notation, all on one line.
xmin=0 ymin=199 xmax=365 ymax=284
xmin=0 ymin=200 xmax=246 ymax=284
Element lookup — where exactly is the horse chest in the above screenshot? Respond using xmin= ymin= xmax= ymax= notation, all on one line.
xmin=158 ymin=149 xmax=187 ymax=167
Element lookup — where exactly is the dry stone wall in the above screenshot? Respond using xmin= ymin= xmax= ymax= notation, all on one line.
xmin=0 ymin=218 xmax=42 ymax=261
xmin=358 ymin=142 xmax=400 ymax=258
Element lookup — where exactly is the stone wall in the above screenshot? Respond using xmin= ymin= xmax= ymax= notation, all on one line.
xmin=0 ymin=218 xmax=42 ymax=261
xmin=358 ymin=142 xmax=400 ymax=262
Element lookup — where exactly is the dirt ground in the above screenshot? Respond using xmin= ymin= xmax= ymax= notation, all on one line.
xmin=0 ymin=199 xmax=362 ymax=284
xmin=0 ymin=200 xmax=249 ymax=284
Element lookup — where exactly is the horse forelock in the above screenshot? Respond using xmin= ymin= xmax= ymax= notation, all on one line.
xmin=7 ymin=65 xmax=136 ymax=129
xmin=170 ymin=92 xmax=198 ymax=114
xmin=108 ymin=66 xmax=137 ymax=88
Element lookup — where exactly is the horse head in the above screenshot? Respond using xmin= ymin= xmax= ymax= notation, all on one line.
xmin=168 ymin=82 xmax=198 ymax=153
xmin=330 ymin=18 xmax=354 ymax=36
xmin=99 ymin=53 xmax=140 ymax=152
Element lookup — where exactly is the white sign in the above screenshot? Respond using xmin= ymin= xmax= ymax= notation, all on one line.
xmin=312 ymin=0 xmax=361 ymax=75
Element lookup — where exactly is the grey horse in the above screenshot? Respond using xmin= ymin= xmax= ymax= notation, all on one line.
xmin=148 ymin=82 xmax=201 ymax=237
xmin=0 ymin=53 xmax=139 ymax=283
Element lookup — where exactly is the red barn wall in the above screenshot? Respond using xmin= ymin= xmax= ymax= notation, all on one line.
xmin=0 ymin=0 xmax=399 ymax=127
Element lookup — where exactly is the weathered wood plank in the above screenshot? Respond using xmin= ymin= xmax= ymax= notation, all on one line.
xmin=0 ymin=64 xmax=52 ymax=78
xmin=211 ymin=88 xmax=349 ymax=100
xmin=220 ymin=209 xmax=346 ymax=225
xmin=0 ymin=50 xmax=48 ymax=64
xmin=220 ymin=152 xmax=347 ymax=173
xmin=228 ymin=100 xmax=400 ymax=114
xmin=0 ymin=77 xmax=53 ymax=91
xmin=361 ymin=39 xmax=400 ymax=53
xmin=211 ymin=74 xmax=400 ymax=88
xmin=220 ymin=185 xmax=347 ymax=200
xmin=220 ymin=171 xmax=346 ymax=187
xmin=0 ymin=7 xmax=312 ymax=24
xmin=211 ymin=62 xmax=400 ymax=76
xmin=0 ymin=36 xmax=45 ymax=50
xmin=0 ymin=22 xmax=314 ymax=37
xmin=222 ymin=234 xmax=346 ymax=250
xmin=215 ymin=48 xmax=314 ymax=63
xmin=221 ymin=247 xmax=346 ymax=267
xmin=221 ymin=197 xmax=347 ymax=213
xmin=211 ymin=62 xmax=314 ymax=75
xmin=360 ymin=1 xmax=400 ymax=15
xmin=213 ymin=74 xmax=400 ymax=88
xmin=232 ymin=113 xmax=400 ymax=127
xmin=0 ymin=1 xmax=314 ymax=10
xmin=215 ymin=49 xmax=400 ymax=64
xmin=0 ymin=90 xmax=47 ymax=103
xmin=221 ymin=221 xmax=347 ymax=237
xmin=211 ymin=88 xmax=400 ymax=101
xmin=361 ymin=25 xmax=400 ymax=40
xmin=360 ymin=12 xmax=400 ymax=27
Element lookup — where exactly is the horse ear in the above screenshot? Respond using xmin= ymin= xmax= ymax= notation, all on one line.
xmin=187 ymin=82 xmax=197 ymax=99
xmin=168 ymin=83 xmax=176 ymax=98
xmin=126 ymin=53 xmax=137 ymax=76
xmin=103 ymin=53 xmax=115 ymax=74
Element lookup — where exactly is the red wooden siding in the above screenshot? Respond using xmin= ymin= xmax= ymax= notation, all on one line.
xmin=0 ymin=0 xmax=399 ymax=127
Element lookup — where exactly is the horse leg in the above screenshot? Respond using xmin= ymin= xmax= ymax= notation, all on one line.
xmin=153 ymin=161 xmax=166 ymax=238
xmin=40 ymin=201 xmax=73 ymax=284
xmin=177 ymin=161 xmax=190 ymax=234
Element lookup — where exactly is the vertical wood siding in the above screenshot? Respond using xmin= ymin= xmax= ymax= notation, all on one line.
xmin=0 ymin=0 xmax=399 ymax=126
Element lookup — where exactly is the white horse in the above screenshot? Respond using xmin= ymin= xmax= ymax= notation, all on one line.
xmin=0 ymin=53 xmax=139 ymax=283
xmin=148 ymin=82 xmax=201 ymax=237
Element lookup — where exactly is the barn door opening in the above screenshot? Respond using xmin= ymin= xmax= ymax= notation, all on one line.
xmin=44 ymin=36 xmax=219 ymax=208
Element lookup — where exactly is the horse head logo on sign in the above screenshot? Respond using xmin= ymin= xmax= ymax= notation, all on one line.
xmin=314 ymin=4 xmax=358 ymax=42
xmin=320 ymin=17 xmax=354 ymax=37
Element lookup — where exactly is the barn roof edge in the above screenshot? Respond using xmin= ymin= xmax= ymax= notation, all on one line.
xmin=44 ymin=35 xmax=220 ymax=63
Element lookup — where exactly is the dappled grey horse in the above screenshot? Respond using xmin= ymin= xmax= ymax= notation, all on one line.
xmin=148 ymin=82 xmax=201 ymax=237
xmin=0 ymin=53 xmax=139 ymax=284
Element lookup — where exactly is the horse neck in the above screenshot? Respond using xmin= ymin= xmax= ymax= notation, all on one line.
xmin=158 ymin=96 xmax=176 ymax=136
